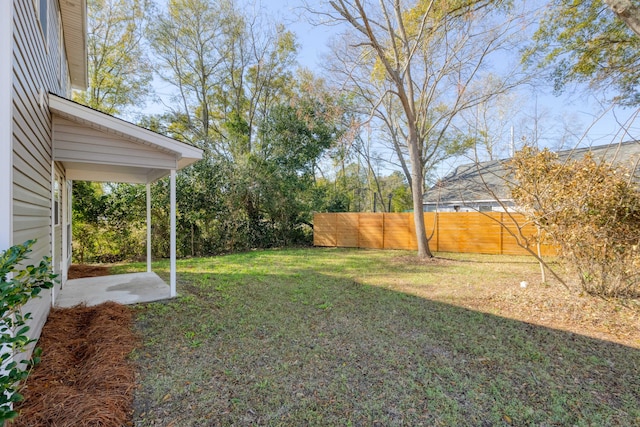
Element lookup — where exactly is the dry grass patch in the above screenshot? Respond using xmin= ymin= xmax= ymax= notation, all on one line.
xmin=385 ymin=253 xmax=640 ymax=348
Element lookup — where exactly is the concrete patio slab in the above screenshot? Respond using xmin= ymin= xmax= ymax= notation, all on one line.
xmin=55 ymin=272 xmax=172 ymax=308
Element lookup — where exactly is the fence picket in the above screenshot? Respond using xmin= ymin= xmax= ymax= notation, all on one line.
xmin=313 ymin=212 xmax=556 ymax=256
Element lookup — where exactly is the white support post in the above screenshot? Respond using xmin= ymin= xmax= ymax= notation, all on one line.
xmin=50 ymin=163 xmax=55 ymax=302
xmin=170 ymin=170 xmax=177 ymax=297
xmin=146 ymin=183 xmax=151 ymax=273
xmin=60 ymin=180 xmax=68 ymax=284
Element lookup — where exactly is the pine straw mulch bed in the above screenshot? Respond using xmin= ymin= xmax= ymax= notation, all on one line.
xmin=10 ymin=301 xmax=138 ymax=427
xmin=67 ymin=264 xmax=112 ymax=279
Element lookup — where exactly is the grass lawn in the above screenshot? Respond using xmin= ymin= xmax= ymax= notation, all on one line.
xmin=112 ymin=248 xmax=640 ymax=426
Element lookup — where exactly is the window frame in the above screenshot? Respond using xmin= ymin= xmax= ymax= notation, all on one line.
xmin=34 ymin=0 xmax=49 ymax=48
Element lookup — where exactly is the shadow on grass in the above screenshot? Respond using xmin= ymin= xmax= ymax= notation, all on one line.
xmin=131 ymin=261 xmax=640 ymax=427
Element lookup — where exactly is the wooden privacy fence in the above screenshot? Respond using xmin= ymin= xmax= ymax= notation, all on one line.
xmin=313 ymin=212 xmax=557 ymax=256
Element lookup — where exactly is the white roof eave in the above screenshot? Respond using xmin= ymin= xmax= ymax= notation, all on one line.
xmin=49 ymin=94 xmax=203 ymax=183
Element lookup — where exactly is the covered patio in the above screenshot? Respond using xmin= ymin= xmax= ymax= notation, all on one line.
xmin=49 ymin=94 xmax=203 ymax=306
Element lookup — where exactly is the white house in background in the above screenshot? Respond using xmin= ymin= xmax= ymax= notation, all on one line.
xmin=1 ymin=0 xmax=202 ymax=359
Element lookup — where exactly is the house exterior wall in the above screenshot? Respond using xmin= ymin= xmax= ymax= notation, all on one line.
xmin=12 ymin=0 xmax=71 ymax=355
xmin=1 ymin=0 xmax=13 ymax=250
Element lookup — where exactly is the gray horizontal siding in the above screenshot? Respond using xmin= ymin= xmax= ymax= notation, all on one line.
xmin=12 ymin=0 xmax=69 ymax=360
xmin=53 ymin=117 xmax=178 ymax=169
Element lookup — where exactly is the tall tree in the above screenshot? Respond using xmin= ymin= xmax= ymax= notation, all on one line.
xmin=316 ymin=0 xmax=525 ymax=258
xmin=253 ymin=83 xmax=345 ymax=244
xmin=148 ymin=0 xmax=228 ymax=150
xmin=525 ymin=0 xmax=640 ymax=106
xmin=148 ymin=0 xmax=297 ymax=155
xmin=73 ymin=0 xmax=154 ymax=115
xmin=147 ymin=0 xmax=348 ymax=254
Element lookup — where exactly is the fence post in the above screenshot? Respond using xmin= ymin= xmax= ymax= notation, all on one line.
xmin=499 ymin=212 xmax=504 ymax=255
xmin=435 ymin=212 xmax=439 ymax=252
xmin=382 ymin=212 xmax=385 ymax=249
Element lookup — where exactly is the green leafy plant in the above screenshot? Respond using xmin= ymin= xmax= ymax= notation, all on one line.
xmin=0 ymin=240 xmax=56 ymax=422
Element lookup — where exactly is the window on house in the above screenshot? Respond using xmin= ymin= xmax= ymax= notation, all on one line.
xmin=54 ymin=177 xmax=60 ymax=226
xmin=478 ymin=205 xmax=493 ymax=212
xmin=35 ymin=0 xmax=48 ymax=44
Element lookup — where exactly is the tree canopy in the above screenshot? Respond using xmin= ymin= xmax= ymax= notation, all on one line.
xmin=525 ymin=0 xmax=640 ymax=106
xmin=73 ymin=0 xmax=154 ymax=114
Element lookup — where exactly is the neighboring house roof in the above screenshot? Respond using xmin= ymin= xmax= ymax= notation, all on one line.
xmin=49 ymin=93 xmax=203 ymax=183
xmin=424 ymin=141 xmax=640 ymax=206
xmin=59 ymin=0 xmax=88 ymax=90
xmin=424 ymin=158 xmax=512 ymax=206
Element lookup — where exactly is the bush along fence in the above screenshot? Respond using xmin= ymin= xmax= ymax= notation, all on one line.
xmin=313 ymin=212 xmax=557 ymax=256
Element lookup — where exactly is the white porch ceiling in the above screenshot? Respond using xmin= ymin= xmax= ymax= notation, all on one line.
xmin=49 ymin=94 xmax=203 ymax=184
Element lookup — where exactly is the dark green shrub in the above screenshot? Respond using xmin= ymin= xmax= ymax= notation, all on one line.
xmin=0 ymin=240 xmax=56 ymax=422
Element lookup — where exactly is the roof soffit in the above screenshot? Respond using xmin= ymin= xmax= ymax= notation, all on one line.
xmin=59 ymin=0 xmax=88 ymax=89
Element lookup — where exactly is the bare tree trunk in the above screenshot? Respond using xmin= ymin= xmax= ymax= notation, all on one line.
xmin=411 ymin=177 xmax=432 ymax=258
xmin=408 ymin=132 xmax=432 ymax=258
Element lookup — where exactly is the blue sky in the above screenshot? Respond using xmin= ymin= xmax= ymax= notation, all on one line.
xmin=269 ymin=1 xmax=640 ymax=177
xmin=261 ymin=0 xmax=333 ymax=68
